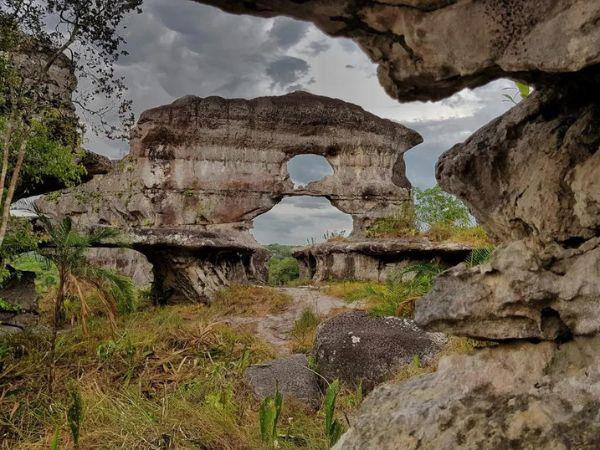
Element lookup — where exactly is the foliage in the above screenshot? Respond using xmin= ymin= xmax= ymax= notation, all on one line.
xmin=414 ymin=185 xmax=471 ymax=229
xmin=466 ymin=246 xmax=494 ymax=267
xmin=266 ymin=243 xmax=295 ymax=259
xmin=18 ymin=119 xmax=85 ymax=198
xmin=0 ymin=302 xmax=340 ymax=448
xmin=325 ymin=263 xmax=443 ymax=318
xmin=268 ymin=256 xmax=300 ymax=286
xmin=9 ymin=251 xmax=58 ymax=293
xmin=290 ymin=308 xmax=320 ymax=353
xmin=259 ymin=386 xmax=283 ymax=446
xmin=366 ymin=202 xmax=417 ymax=238
xmin=67 ymin=384 xmax=84 ymax=449
xmin=323 ymin=380 xmax=344 ymax=446
xmin=0 ymin=218 xmax=40 ymax=284
xmin=503 ymin=81 xmax=532 ymax=104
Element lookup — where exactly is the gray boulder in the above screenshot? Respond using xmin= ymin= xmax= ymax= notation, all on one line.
xmin=244 ymin=354 xmax=322 ymax=410
xmin=0 ymin=271 xmax=39 ymax=335
xmin=313 ymin=311 xmax=444 ymax=391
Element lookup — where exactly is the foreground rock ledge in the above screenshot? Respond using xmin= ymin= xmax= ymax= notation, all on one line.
xmin=335 ymin=336 xmax=600 ymax=450
xmin=194 ymin=0 xmax=600 ymax=102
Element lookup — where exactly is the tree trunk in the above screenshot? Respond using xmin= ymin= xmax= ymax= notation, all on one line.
xmin=0 ymin=132 xmax=27 ymax=247
xmin=0 ymin=116 xmax=15 ymax=213
xmin=48 ymin=267 xmax=66 ymax=394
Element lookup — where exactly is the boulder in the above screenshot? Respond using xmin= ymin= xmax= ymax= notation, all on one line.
xmin=335 ymin=336 xmax=600 ymax=450
xmin=244 ymin=354 xmax=322 ymax=410
xmin=313 ymin=311 xmax=444 ymax=391
xmin=86 ymin=248 xmax=153 ymax=288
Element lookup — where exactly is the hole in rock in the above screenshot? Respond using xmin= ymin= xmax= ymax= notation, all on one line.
xmin=251 ymin=196 xmax=352 ymax=245
xmin=540 ymin=307 xmax=573 ymax=342
xmin=287 ymin=154 xmax=333 ymax=188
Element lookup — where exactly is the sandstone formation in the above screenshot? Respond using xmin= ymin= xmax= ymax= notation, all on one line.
xmin=38 ymin=92 xmax=421 ymax=302
xmin=86 ymin=248 xmax=153 ymax=288
xmin=195 ymin=0 xmax=600 ymax=102
xmin=313 ymin=312 xmax=444 ymax=391
xmin=335 ymin=337 xmax=600 ymax=450
xmin=294 ymin=237 xmax=471 ymax=282
xmin=186 ymin=0 xmax=600 ymax=447
xmin=244 ymin=354 xmax=322 ymax=409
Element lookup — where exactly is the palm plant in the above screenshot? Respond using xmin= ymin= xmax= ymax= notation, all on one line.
xmin=34 ymin=207 xmax=136 ymax=391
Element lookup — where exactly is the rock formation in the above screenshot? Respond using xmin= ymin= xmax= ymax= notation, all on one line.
xmin=194 ymin=0 xmax=600 ymax=102
xmin=38 ymin=92 xmax=421 ymax=302
xmin=187 ymin=0 xmax=600 ymax=447
xmin=0 ymin=271 xmax=39 ymax=335
xmin=294 ymin=237 xmax=472 ymax=282
xmin=313 ymin=311 xmax=444 ymax=391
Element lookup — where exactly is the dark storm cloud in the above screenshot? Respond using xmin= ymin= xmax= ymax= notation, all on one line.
xmin=269 ymin=18 xmax=310 ymax=49
xmin=267 ymin=56 xmax=311 ymax=89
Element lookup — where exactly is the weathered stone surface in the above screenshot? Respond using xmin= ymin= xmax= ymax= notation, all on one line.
xmin=37 ymin=92 xmax=420 ymax=302
xmin=0 ymin=271 xmax=39 ymax=334
xmin=437 ymin=78 xmax=600 ymax=244
xmin=86 ymin=248 xmax=153 ymax=288
xmin=40 ymin=92 xmax=420 ymax=236
xmin=335 ymin=336 xmax=600 ymax=450
xmin=313 ymin=311 xmax=444 ymax=391
xmin=244 ymin=354 xmax=322 ymax=409
xmin=194 ymin=0 xmax=600 ymax=102
xmin=417 ymin=238 xmax=600 ymax=340
xmin=294 ymin=237 xmax=472 ymax=281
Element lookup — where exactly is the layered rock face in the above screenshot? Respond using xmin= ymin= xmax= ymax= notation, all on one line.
xmin=39 ymin=92 xmax=420 ymax=301
xmin=195 ymin=0 xmax=600 ymax=102
xmin=187 ymin=0 xmax=600 ymax=447
xmin=293 ymin=237 xmax=471 ymax=282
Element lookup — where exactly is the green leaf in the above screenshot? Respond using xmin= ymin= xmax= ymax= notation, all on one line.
xmin=516 ymin=82 xmax=531 ymax=99
xmin=50 ymin=426 xmax=60 ymax=450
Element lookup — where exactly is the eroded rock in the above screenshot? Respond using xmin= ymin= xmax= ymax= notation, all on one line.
xmin=335 ymin=336 xmax=600 ymax=450
xmin=313 ymin=311 xmax=444 ymax=391
xmin=194 ymin=0 xmax=600 ymax=102
xmin=245 ymin=354 xmax=322 ymax=410
xmin=38 ymin=92 xmax=420 ymax=302
xmin=294 ymin=237 xmax=472 ymax=282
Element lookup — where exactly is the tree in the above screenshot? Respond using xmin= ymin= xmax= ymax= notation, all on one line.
xmin=414 ymin=185 xmax=471 ymax=229
xmin=0 ymin=0 xmax=142 ymax=246
xmin=34 ymin=207 xmax=136 ymax=392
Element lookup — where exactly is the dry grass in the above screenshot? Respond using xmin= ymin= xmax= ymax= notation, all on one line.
xmin=289 ymin=308 xmax=321 ymax=354
xmin=213 ymin=284 xmax=292 ymax=316
xmin=0 ymin=298 xmax=340 ymax=449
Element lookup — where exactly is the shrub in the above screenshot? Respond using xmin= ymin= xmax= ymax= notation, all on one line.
xmin=268 ymin=256 xmax=300 ymax=286
xmin=414 ymin=185 xmax=471 ymax=229
xmin=366 ymin=202 xmax=417 ymax=238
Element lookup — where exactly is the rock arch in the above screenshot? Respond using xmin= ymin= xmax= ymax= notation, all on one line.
xmin=38 ymin=91 xmax=421 ymax=302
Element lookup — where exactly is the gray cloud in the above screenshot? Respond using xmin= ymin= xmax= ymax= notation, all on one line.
xmin=304 ymin=40 xmax=331 ymax=56
xmin=269 ymin=18 xmax=310 ymax=49
xmin=267 ymin=56 xmax=311 ymax=89
xmin=252 ymin=196 xmax=353 ymax=245
xmin=287 ymin=154 xmax=333 ymax=186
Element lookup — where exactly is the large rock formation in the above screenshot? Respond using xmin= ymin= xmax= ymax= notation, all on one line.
xmin=186 ymin=0 xmax=600 ymax=447
xmin=38 ymin=92 xmax=421 ymax=302
xmin=294 ymin=237 xmax=472 ymax=282
xmin=335 ymin=336 xmax=600 ymax=449
xmin=194 ymin=0 xmax=600 ymax=102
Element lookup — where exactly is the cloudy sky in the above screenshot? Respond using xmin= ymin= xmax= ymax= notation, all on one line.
xmin=84 ymin=0 xmax=519 ymax=245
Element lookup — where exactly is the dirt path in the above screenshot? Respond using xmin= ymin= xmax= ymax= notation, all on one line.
xmin=224 ymin=286 xmax=363 ymax=355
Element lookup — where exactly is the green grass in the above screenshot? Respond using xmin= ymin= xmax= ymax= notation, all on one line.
xmin=9 ymin=251 xmax=58 ymax=293
xmin=324 ymin=263 xmax=443 ymax=318
xmin=0 ymin=297 xmax=351 ymax=449
xmin=289 ymin=308 xmax=321 ymax=353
